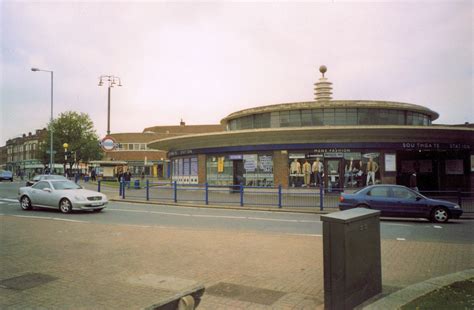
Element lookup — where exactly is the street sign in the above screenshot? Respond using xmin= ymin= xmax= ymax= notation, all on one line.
xmin=45 ymin=150 xmax=57 ymax=154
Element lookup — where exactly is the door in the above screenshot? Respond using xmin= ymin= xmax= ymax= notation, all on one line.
xmin=233 ymin=160 xmax=245 ymax=187
xmin=324 ymin=159 xmax=343 ymax=190
xmin=30 ymin=181 xmax=52 ymax=206
xmin=391 ymin=186 xmax=427 ymax=218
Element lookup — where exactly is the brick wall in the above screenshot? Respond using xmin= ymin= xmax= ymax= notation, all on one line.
xmin=273 ymin=150 xmax=289 ymax=187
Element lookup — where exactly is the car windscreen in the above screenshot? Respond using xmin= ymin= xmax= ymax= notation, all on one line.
xmin=51 ymin=181 xmax=82 ymax=190
xmin=45 ymin=175 xmax=67 ymax=180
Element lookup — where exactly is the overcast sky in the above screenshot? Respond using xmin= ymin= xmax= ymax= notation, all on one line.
xmin=1 ymin=1 xmax=472 ymax=144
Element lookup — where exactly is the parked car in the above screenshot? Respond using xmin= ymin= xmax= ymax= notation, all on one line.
xmin=25 ymin=174 xmax=68 ymax=187
xmin=0 ymin=170 xmax=13 ymax=182
xmin=338 ymin=184 xmax=463 ymax=223
xmin=18 ymin=179 xmax=108 ymax=213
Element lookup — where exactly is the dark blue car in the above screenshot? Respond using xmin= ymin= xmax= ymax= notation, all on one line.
xmin=339 ymin=185 xmax=463 ymax=223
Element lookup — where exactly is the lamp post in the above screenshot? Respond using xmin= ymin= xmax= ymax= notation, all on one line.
xmin=31 ymin=67 xmax=54 ymax=174
xmin=63 ymin=143 xmax=68 ymax=177
xmin=98 ymin=75 xmax=122 ymax=136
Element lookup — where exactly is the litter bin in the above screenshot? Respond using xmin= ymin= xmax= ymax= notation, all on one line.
xmin=134 ymin=179 xmax=140 ymax=189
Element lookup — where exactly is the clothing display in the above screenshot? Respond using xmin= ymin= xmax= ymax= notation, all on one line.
xmin=290 ymin=159 xmax=301 ymax=174
xmin=302 ymin=161 xmax=311 ymax=186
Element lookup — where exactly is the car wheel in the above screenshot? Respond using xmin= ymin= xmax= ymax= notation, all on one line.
xmin=20 ymin=196 xmax=32 ymax=210
xmin=92 ymin=208 xmax=103 ymax=212
xmin=59 ymin=198 xmax=73 ymax=214
xmin=431 ymin=207 xmax=449 ymax=223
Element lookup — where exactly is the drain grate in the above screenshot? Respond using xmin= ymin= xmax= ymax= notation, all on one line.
xmin=207 ymin=282 xmax=286 ymax=305
xmin=0 ymin=273 xmax=58 ymax=290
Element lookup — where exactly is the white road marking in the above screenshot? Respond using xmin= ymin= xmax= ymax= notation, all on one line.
xmin=0 ymin=202 xmax=5 ymax=204
xmin=396 ymin=238 xmax=406 ymax=241
xmin=110 ymin=208 xmax=317 ymax=223
xmin=0 ymin=198 xmax=19 ymax=202
xmin=433 ymin=225 xmax=443 ymax=229
xmin=4 ymin=214 xmax=86 ymax=223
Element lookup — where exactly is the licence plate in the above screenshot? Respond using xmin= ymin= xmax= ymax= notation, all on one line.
xmin=92 ymin=202 xmax=103 ymax=206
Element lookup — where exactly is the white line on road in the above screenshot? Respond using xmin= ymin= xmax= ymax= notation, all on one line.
xmin=433 ymin=225 xmax=443 ymax=229
xmin=0 ymin=198 xmax=19 ymax=202
xmin=2 ymin=214 xmax=86 ymax=223
xmin=110 ymin=208 xmax=318 ymax=223
xmin=396 ymin=238 xmax=406 ymax=241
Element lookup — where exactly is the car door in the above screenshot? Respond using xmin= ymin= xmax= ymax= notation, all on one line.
xmin=391 ymin=187 xmax=426 ymax=218
xmin=365 ymin=186 xmax=396 ymax=216
xmin=30 ymin=181 xmax=52 ymax=206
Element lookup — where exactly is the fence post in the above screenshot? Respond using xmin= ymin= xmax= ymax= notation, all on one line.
xmin=240 ymin=184 xmax=244 ymax=207
xmin=278 ymin=184 xmax=282 ymax=208
xmin=98 ymin=180 xmax=101 ymax=192
xmin=146 ymin=179 xmax=150 ymax=201
xmin=457 ymin=189 xmax=462 ymax=207
xmin=320 ymin=182 xmax=324 ymax=211
xmin=119 ymin=180 xmax=122 ymax=196
xmin=174 ymin=181 xmax=178 ymax=203
xmin=122 ymin=181 xmax=126 ymax=199
xmin=205 ymin=182 xmax=209 ymax=205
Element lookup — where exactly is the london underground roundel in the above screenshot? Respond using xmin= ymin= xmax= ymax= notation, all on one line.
xmin=100 ymin=136 xmax=119 ymax=151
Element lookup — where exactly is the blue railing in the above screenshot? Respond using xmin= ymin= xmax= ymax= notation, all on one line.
xmin=95 ymin=180 xmax=474 ymax=213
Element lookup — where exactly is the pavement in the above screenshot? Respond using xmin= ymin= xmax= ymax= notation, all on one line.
xmin=2 ymin=179 xmax=473 ymax=308
xmin=1 ymin=208 xmax=473 ymax=309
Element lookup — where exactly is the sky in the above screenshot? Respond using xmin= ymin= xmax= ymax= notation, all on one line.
xmin=1 ymin=1 xmax=472 ymax=145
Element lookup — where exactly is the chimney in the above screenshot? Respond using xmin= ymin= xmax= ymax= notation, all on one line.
xmin=22 ymin=134 xmax=26 ymax=138
xmin=180 ymin=119 xmax=185 ymax=126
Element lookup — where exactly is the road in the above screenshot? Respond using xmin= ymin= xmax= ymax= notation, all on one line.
xmin=1 ymin=181 xmax=472 ymax=244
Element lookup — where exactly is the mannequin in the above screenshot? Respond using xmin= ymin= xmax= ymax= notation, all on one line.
xmin=344 ymin=157 xmax=354 ymax=187
xmin=312 ymin=158 xmax=323 ymax=186
xmin=302 ymin=160 xmax=311 ymax=187
xmin=290 ymin=158 xmax=301 ymax=174
xmin=366 ymin=157 xmax=379 ymax=186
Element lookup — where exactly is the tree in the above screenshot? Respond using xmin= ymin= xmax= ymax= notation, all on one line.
xmin=42 ymin=111 xmax=102 ymax=170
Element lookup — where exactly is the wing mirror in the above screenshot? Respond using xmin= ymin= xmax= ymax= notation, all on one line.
xmin=43 ymin=188 xmax=52 ymax=193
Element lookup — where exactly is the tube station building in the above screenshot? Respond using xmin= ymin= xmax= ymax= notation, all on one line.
xmin=149 ymin=66 xmax=474 ymax=191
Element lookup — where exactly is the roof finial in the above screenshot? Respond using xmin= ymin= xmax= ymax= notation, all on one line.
xmin=319 ymin=65 xmax=327 ymax=78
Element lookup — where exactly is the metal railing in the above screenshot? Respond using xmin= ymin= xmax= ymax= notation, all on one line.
xmin=95 ymin=180 xmax=474 ymax=214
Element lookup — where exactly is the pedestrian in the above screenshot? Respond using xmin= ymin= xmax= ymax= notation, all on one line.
xmin=125 ymin=171 xmax=131 ymax=189
xmin=410 ymin=171 xmax=418 ymax=192
xmin=91 ymin=169 xmax=96 ymax=182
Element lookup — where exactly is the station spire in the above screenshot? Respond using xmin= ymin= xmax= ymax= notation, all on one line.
xmin=314 ymin=65 xmax=333 ymax=102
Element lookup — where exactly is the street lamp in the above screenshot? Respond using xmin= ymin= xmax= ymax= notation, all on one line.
xmin=31 ymin=67 xmax=54 ymax=174
xmin=63 ymin=143 xmax=68 ymax=176
xmin=98 ymin=75 xmax=122 ymax=136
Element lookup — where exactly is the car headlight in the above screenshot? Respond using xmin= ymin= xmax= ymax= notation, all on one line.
xmin=74 ymin=195 xmax=86 ymax=201
xmin=453 ymin=205 xmax=461 ymax=209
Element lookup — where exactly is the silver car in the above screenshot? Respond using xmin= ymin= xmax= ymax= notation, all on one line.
xmin=19 ymin=180 xmax=108 ymax=213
